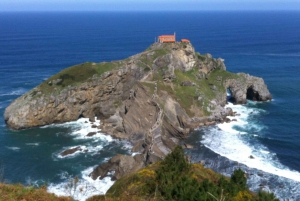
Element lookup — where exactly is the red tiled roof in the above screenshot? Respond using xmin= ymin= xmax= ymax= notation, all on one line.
xmin=158 ymin=34 xmax=176 ymax=43
xmin=181 ymin=39 xmax=190 ymax=42
xmin=159 ymin=35 xmax=175 ymax=38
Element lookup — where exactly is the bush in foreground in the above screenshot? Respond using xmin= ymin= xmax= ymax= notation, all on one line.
xmin=89 ymin=146 xmax=279 ymax=201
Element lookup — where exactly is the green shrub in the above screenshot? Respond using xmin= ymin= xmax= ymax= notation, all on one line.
xmin=254 ymin=191 xmax=280 ymax=201
xmin=106 ymin=146 xmax=279 ymax=201
xmin=154 ymin=147 xmax=249 ymax=201
xmin=231 ymin=168 xmax=247 ymax=191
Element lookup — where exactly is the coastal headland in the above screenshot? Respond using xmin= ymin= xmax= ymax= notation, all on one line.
xmin=4 ymin=41 xmax=271 ymax=181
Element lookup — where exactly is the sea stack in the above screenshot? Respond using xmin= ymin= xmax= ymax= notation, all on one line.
xmin=4 ymin=41 xmax=271 ymax=179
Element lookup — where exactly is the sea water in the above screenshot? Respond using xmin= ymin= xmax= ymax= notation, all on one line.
xmin=1 ymin=11 xmax=300 ymax=200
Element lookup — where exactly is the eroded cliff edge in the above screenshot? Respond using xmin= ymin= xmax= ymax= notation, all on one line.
xmin=4 ymin=42 xmax=272 ymax=180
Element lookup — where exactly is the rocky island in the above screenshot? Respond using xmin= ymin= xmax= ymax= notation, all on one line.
xmin=4 ymin=41 xmax=271 ymax=181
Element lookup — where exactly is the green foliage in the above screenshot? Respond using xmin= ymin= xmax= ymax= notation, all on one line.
xmin=153 ymin=48 xmax=170 ymax=58
xmin=165 ymin=67 xmax=244 ymax=117
xmin=140 ymin=82 xmax=155 ymax=94
xmin=152 ymin=146 xmax=250 ymax=201
xmin=231 ymin=168 xmax=247 ymax=191
xmin=36 ymin=61 xmax=123 ymax=96
xmin=155 ymin=146 xmax=193 ymax=200
xmin=254 ymin=191 xmax=280 ymax=201
xmin=38 ymin=62 xmax=97 ymax=95
xmin=196 ymin=52 xmax=207 ymax=61
xmin=106 ymin=146 xmax=279 ymax=201
xmin=159 ymin=146 xmax=190 ymax=173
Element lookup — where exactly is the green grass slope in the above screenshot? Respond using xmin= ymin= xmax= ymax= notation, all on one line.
xmin=37 ymin=61 xmax=123 ymax=96
xmin=0 ymin=183 xmax=72 ymax=201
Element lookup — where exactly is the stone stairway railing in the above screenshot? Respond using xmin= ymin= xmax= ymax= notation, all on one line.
xmin=144 ymin=82 xmax=169 ymax=158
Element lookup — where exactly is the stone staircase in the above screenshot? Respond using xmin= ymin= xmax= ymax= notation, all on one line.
xmin=146 ymin=82 xmax=171 ymax=158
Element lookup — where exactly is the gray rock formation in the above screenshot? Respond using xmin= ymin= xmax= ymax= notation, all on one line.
xmin=60 ymin=146 xmax=83 ymax=157
xmin=89 ymin=154 xmax=145 ymax=180
xmin=226 ymin=73 xmax=272 ymax=104
xmin=4 ymin=64 xmax=144 ymax=130
xmin=4 ymin=41 xmax=272 ymax=180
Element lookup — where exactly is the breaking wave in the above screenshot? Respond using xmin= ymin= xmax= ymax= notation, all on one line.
xmin=47 ymin=167 xmax=115 ymax=201
xmin=196 ymin=100 xmax=300 ymax=200
xmin=42 ymin=117 xmax=132 ymax=200
xmin=202 ymin=102 xmax=300 ymax=182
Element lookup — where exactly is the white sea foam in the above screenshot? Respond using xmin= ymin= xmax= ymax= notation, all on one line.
xmin=0 ymin=89 xmax=27 ymax=96
xmin=45 ymin=117 xmax=131 ymax=200
xmin=26 ymin=143 xmax=40 ymax=146
xmin=131 ymin=152 xmax=139 ymax=156
xmin=202 ymin=102 xmax=300 ymax=182
xmin=47 ymin=117 xmax=117 ymax=159
xmin=259 ymin=149 xmax=270 ymax=154
xmin=42 ymin=117 xmax=113 ymax=142
xmin=47 ymin=167 xmax=115 ymax=201
xmin=6 ymin=146 xmax=20 ymax=151
xmin=103 ymin=157 xmax=110 ymax=162
xmin=70 ymin=118 xmax=112 ymax=142
xmin=120 ymin=139 xmax=133 ymax=150
xmin=57 ymin=171 xmax=70 ymax=180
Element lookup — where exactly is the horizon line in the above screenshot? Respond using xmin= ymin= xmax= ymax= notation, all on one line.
xmin=1 ymin=9 xmax=300 ymax=12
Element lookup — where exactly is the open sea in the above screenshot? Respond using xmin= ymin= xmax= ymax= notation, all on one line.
xmin=0 ymin=11 xmax=300 ymax=200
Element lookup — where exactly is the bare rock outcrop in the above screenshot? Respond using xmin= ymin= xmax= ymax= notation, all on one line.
xmin=60 ymin=146 xmax=82 ymax=157
xmin=89 ymin=154 xmax=145 ymax=180
xmin=197 ymin=53 xmax=226 ymax=74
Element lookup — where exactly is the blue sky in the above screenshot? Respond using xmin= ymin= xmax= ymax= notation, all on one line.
xmin=1 ymin=0 xmax=300 ymax=11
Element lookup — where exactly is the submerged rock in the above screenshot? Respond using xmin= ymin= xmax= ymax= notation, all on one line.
xmin=86 ymin=132 xmax=97 ymax=137
xmin=60 ymin=146 xmax=82 ymax=157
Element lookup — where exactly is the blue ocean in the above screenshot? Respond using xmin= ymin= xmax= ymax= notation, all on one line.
xmin=0 ymin=11 xmax=300 ymax=200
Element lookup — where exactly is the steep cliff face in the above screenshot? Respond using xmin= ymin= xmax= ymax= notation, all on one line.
xmin=4 ymin=63 xmax=144 ymax=130
xmin=4 ymin=42 xmax=272 ymax=180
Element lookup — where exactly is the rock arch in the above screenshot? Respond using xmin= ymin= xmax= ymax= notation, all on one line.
xmin=224 ymin=73 xmax=272 ymax=104
xmin=246 ymin=86 xmax=260 ymax=101
xmin=227 ymin=88 xmax=236 ymax=103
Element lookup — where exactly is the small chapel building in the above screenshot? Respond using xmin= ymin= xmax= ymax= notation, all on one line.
xmin=158 ymin=33 xmax=190 ymax=43
xmin=158 ymin=33 xmax=176 ymax=43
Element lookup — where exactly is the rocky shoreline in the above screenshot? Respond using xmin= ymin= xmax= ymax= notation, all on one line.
xmin=4 ymin=42 xmax=271 ymax=181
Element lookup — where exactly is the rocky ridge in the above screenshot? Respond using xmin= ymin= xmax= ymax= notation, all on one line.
xmin=4 ymin=42 xmax=272 ymax=180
